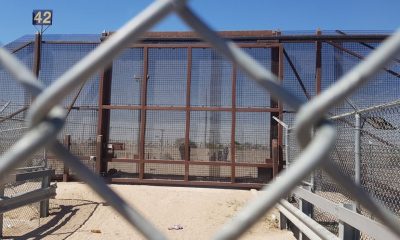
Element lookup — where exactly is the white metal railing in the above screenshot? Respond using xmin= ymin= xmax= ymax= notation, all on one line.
xmin=0 ymin=0 xmax=399 ymax=239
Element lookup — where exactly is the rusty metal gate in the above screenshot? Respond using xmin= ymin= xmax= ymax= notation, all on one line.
xmin=96 ymin=35 xmax=283 ymax=188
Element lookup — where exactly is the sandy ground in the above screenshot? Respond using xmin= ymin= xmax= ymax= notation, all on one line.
xmin=4 ymin=182 xmax=295 ymax=240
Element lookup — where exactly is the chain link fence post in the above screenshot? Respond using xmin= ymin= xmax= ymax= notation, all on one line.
xmin=0 ymin=186 xmax=3 ymax=238
xmin=339 ymin=203 xmax=360 ymax=240
xmin=63 ymin=134 xmax=71 ymax=182
xmin=39 ymin=176 xmax=50 ymax=217
xmin=355 ymin=113 xmax=361 ymax=186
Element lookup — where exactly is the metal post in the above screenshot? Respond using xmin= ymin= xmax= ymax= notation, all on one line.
xmin=339 ymin=203 xmax=360 ymax=240
xmin=40 ymin=145 xmax=50 ymax=218
xmin=299 ymin=185 xmax=313 ymax=218
xmin=184 ymin=47 xmax=192 ymax=182
xmin=310 ymin=127 xmax=315 ymax=191
xmin=298 ymin=185 xmax=313 ymax=240
xmin=95 ymin=135 xmax=103 ymax=175
xmin=39 ymin=175 xmax=50 ymax=217
xmin=279 ymin=210 xmax=288 ymax=230
xmin=355 ymin=114 xmax=361 ymax=186
xmin=63 ymin=135 xmax=71 ymax=182
xmin=0 ymin=186 xmax=4 ymax=238
xmin=272 ymin=139 xmax=279 ymax=178
xmin=32 ymin=32 xmax=42 ymax=78
xmin=285 ymin=128 xmax=289 ymax=168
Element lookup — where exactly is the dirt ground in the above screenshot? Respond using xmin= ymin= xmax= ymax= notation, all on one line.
xmin=3 ymin=182 xmax=295 ymax=240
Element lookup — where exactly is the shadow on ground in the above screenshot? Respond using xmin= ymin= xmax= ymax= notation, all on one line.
xmin=4 ymin=198 xmax=103 ymax=240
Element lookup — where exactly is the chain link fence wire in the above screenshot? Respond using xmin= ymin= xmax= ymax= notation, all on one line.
xmin=286 ymin=103 xmax=400 ymax=239
xmin=1 ymin=0 xmax=400 ymax=239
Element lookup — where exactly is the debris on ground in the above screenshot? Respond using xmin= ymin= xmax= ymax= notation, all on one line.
xmin=91 ymin=229 xmax=102 ymax=233
xmin=168 ymin=224 xmax=183 ymax=230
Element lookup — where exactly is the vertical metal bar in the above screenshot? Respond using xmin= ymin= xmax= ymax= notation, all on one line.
xmin=355 ymin=114 xmax=361 ymax=186
xmin=231 ymin=63 xmax=237 ymax=183
xmin=32 ymin=32 xmax=42 ymax=78
xmin=0 ymin=186 xmax=3 ymax=238
xmin=285 ymin=128 xmax=289 ymax=168
xmin=96 ymin=33 xmax=113 ymax=175
xmin=270 ymin=40 xmax=280 ymax=161
xmin=278 ymin=42 xmax=284 ymax=167
xmin=339 ymin=203 xmax=360 ymax=240
xmin=96 ymin=56 xmax=106 ymax=175
xmin=96 ymin=66 xmax=112 ymax=174
xmin=139 ymin=47 xmax=149 ymax=179
xmin=298 ymin=185 xmax=314 ymax=240
xmin=184 ymin=47 xmax=192 ymax=182
xmin=279 ymin=210 xmax=288 ymax=230
xmin=63 ymin=134 xmax=71 ymax=182
xmin=39 ymin=174 xmax=50 ymax=217
xmin=272 ymin=139 xmax=279 ymax=177
xmin=95 ymin=135 xmax=103 ymax=175
xmin=316 ymin=29 xmax=322 ymax=95
xmin=299 ymin=185 xmax=313 ymax=218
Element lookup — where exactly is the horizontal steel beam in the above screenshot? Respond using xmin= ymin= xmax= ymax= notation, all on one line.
xmin=2 ymin=169 xmax=54 ymax=184
xmin=109 ymin=158 xmax=274 ymax=168
xmin=103 ymin=31 xmax=389 ymax=42
xmin=101 ymin=105 xmax=280 ymax=112
xmin=330 ymin=99 xmax=400 ymax=120
xmin=14 ymin=169 xmax=54 ymax=182
xmin=293 ymin=187 xmax=399 ymax=240
xmin=110 ymin=178 xmax=266 ymax=189
xmin=0 ymin=185 xmax=56 ymax=214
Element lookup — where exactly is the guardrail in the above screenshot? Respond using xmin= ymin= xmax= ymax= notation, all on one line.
xmin=0 ymin=168 xmax=56 ymax=238
xmin=278 ymin=186 xmax=398 ymax=240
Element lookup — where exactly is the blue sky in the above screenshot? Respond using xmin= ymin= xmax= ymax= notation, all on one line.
xmin=1 ymin=0 xmax=400 ymax=44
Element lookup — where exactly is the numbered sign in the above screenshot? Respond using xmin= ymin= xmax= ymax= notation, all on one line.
xmin=32 ymin=10 xmax=53 ymax=25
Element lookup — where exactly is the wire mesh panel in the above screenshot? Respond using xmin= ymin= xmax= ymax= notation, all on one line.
xmin=0 ymin=44 xmax=33 ymax=111
xmin=189 ymin=111 xmax=231 ymax=162
xmin=147 ymin=48 xmax=187 ymax=106
xmin=39 ymin=42 xmax=100 ymax=176
xmin=236 ymin=48 xmax=271 ymax=108
xmin=360 ymin=106 xmax=400 ymax=217
xmin=235 ymin=166 xmax=270 ymax=184
xmin=39 ymin=43 xmax=100 ymax=107
xmin=144 ymin=163 xmax=184 ymax=180
xmin=3 ymin=35 xmax=34 ymax=52
xmin=235 ymin=112 xmax=270 ymax=163
xmin=108 ymin=110 xmax=141 ymax=159
xmin=340 ymin=42 xmax=400 ymax=110
xmin=282 ymin=43 xmax=316 ymax=106
xmin=191 ymin=48 xmax=232 ymax=107
xmin=320 ymin=43 xmax=357 ymax=115
xmin=189 ymin=165 xmax=231 ymax=182
xmin=145 ymin=110 xmax=186 ymax=160
xmin=110 ymin=48 xmax=143 ymax=106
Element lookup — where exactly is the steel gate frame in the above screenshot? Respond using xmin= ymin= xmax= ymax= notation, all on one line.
xmin=96 ymin=41 xmax=283 ymax=188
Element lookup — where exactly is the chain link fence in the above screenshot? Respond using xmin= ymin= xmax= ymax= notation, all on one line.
xmin=284 ymin=103 xmax=400 ymax=239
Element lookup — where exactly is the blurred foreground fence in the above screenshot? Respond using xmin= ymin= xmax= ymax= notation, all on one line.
xmin=0 ymin=0 xmax=400 ymax=239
